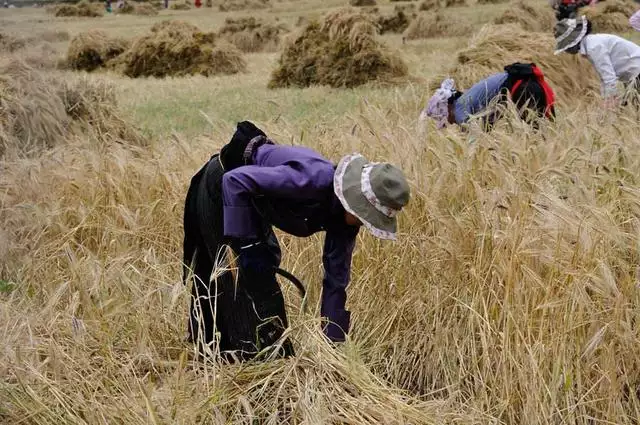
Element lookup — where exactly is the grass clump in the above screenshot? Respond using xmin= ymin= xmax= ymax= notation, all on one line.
xmin=122 ymin=20 xmax=246 ymax=78
xmin=170 ymin=2 xmax=191 ymax=9
xmin=377 ymin=5 xmax=416 ymax=34
xmin=350 ymin=0 xmax=377 ymax=6
xmin=218 ymin=0 xmax=270 ymax=11
xmin=584 ymin=0 xmax=636 ymax=33
xmin=66 ymin=30 xmax=130 ymax=72
xmin=0 ymin=59 xmax=144 ymax=157
xmin=54 ymin=0 xmax=103 ymax=17
xmin=0 ymin=32 xmax=26 ymax=52
xmin=118 ymin=2 xmax=159 ymax=15
xmin=494 ymin=0 xmax=555 ymax=32
xmin=269 ymin=7 xmax=408 ymax=88
xmin=403 ymin=11 xmax=472 ymax=39
xmin=419 ymin=0 xmax=439 ymax=10
xmin=218 ymin=17 xmax=287 ymax=52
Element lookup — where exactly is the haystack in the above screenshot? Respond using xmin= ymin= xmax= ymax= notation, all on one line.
xmin=419 ymin=0 xmax=439 ymax=11
xmin=118 ymin=2 xmax=158 ymax=15
xmin=0 ymin=59 xmax=144 ymax=157
xmin=170 ymin=2 xmax=191 ymax=9
xmin=54 ymin=0 xmax=103 ymax=17
xmin=66 ymin=30 xmax=130 ymax=72
xmin=477 ymin=0 xmax=508 ymax=4
xmin=269 ymin=8 xmax=408 ymax=88
xmin=350 ymin=0 xmax=377 ymax=6
xmin=0 ymin=32 xmax=25 ymax=52
xmin=583 ymin=0 xmax=636 ymax=33
xmin=151 ymin=20 xmax=199 ymax=33
xmin=403 ymin=11 xmax=472 ymax=39
xmin=444 ymin=0 xmax=465 ymax=6
xmin=377 ymin=5 xmax=416 ymax=34
xmin=218 ymin=0 xmax=270 ymax=12
xmin=122 ymin=20 xmax=245 ymax=78
xmin=441 ymin=24 xmax=598 ymax=100
xmin=218 ymin=17 xmax=287 ymax=52
xmin=494 ymin=0 xmax=555 ymax=32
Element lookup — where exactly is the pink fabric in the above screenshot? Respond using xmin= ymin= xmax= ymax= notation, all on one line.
xmin=422 ymin=79 xmax=455 ymax=129
xmin=631 ymin=9 xmax=640 ymax=32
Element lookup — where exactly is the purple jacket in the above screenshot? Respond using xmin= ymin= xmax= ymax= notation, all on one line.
xmin=221 ymin=144 xmax=359 ymax=341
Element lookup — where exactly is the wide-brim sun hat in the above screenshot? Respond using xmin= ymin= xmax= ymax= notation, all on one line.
xmin=334 ymin=154 xmax=410 ymax=240
xmin=554 ymin=15 xmax=588 ymax=55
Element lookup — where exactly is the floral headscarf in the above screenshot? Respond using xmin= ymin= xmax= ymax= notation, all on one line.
xmin=420 ymin=78 xmax=456 ymax=129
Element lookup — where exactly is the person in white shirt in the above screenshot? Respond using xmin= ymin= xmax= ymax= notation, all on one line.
xmin=555 ymin=16 xmax=640 ymax=107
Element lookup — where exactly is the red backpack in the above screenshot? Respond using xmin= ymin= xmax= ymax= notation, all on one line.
xmin=504 ymin=63 xmax=556 ymax=119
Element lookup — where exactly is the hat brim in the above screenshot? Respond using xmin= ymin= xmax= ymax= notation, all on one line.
xmin=334 ymin=154 xmax=397 ymax=240
xmin=554 ymin=16 xmax=588 ymax=55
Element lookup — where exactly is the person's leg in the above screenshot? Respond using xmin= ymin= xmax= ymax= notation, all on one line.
xmin=220 ymin=227 xmax=294 ymax=361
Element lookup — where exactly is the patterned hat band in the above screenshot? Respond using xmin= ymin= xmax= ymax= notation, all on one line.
xmin=361 ymin=164 xmax=400 ymax=218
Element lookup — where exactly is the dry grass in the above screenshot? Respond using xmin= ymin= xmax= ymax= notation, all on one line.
xmin=377 ymin=5 xmax=416 ymax=34
xmin=218 ymin=17 xmax=287 ymax=52
xmin=494 ymin=0 xmax=555 ymax=32
xmin=269 ymin=7 xmax=408 ymax=88
xmin=54 ymin=0 xmax=103 ymax=17
xmin=350 ymin=0 xmax=377 ymax=6
xmin=118 ymin=2 xmax=159 ymax=15
xmin=419 ymin=0 xmax=439 ymax=10
xmin=0 ymin=58 xmax=144 ymax=157
xmin=0 ymin=32 xmax=26 ymax=52
xmin=66 ymin=30 xmax=130 ymax=72
xmin=218 ymin=0 xmax=271 ymax=12
xmin=441 ymin=24 xmax=598 ymax=99
xmin=584 ymin=0 xmax=637 ymax=34
xmin=3 ymin=2 xmax=640 ymax=424
xmin=122 ymin=20 xmax=246 ymax=77
xmin=170 ymin=2 xmax=192 ymax=9
xmin=404 ymin=11 xmax=472 ymax=40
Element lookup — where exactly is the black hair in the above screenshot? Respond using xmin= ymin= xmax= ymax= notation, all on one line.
xmin=585 ymin=19 xmax=592 ymax=35
xmin=447 ymin=90 xmax=463 ymax=105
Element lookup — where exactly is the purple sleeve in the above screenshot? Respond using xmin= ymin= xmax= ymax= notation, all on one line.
xmin=321 ymin=227 xmax=358 ymax=342
xmin=221 ymin=162 xmax=334 ymax=239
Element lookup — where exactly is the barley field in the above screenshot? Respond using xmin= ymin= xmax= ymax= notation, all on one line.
xmin=2 ymin=0 xmax=640 ymax=423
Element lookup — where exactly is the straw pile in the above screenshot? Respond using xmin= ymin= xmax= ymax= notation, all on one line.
xmin=118 ymin=2 xmax=159 ymax=15
xmin=444 ymin=0 xmax=465 ymax=6
xmin=0 ymin=32 xmax=26 ymax=52
xmin=350 ymin=0 xmax=377 ymax=6
xmin=584 ymin=0 xmax=636 ymax=33
xmin=377 ymin=5 xmax=417 ymax=34
xmin=170 ymin=2 xmax=191 ymax=9
xmin=218 ymin=0 xmax=270 ymax=11
xmin=494 ymin=0 xmax=555 ymax=32
xmin=477 ymin=0 xmax=508 ymax=4
xmin=441 ymin=24 xmax=598 ymax=99
xmin=404 ymin=11 xmax=472 ymax=39
xmin=66 ymin=30 xmax=130 ymax=72
xmin=419 ymin=0 xmax=439 ymax=11
xmin=122 ymin=20 xmax=246 ymax=77
xmin=269 ymin=8 xmax=408 ymax=88
xmin=218 ymin=17 xmax=287 ymax=53
xmin=0 ymin=59 xmax=144 ymax=157
xmin=54 ymin=0 xmax=103 ymax=17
